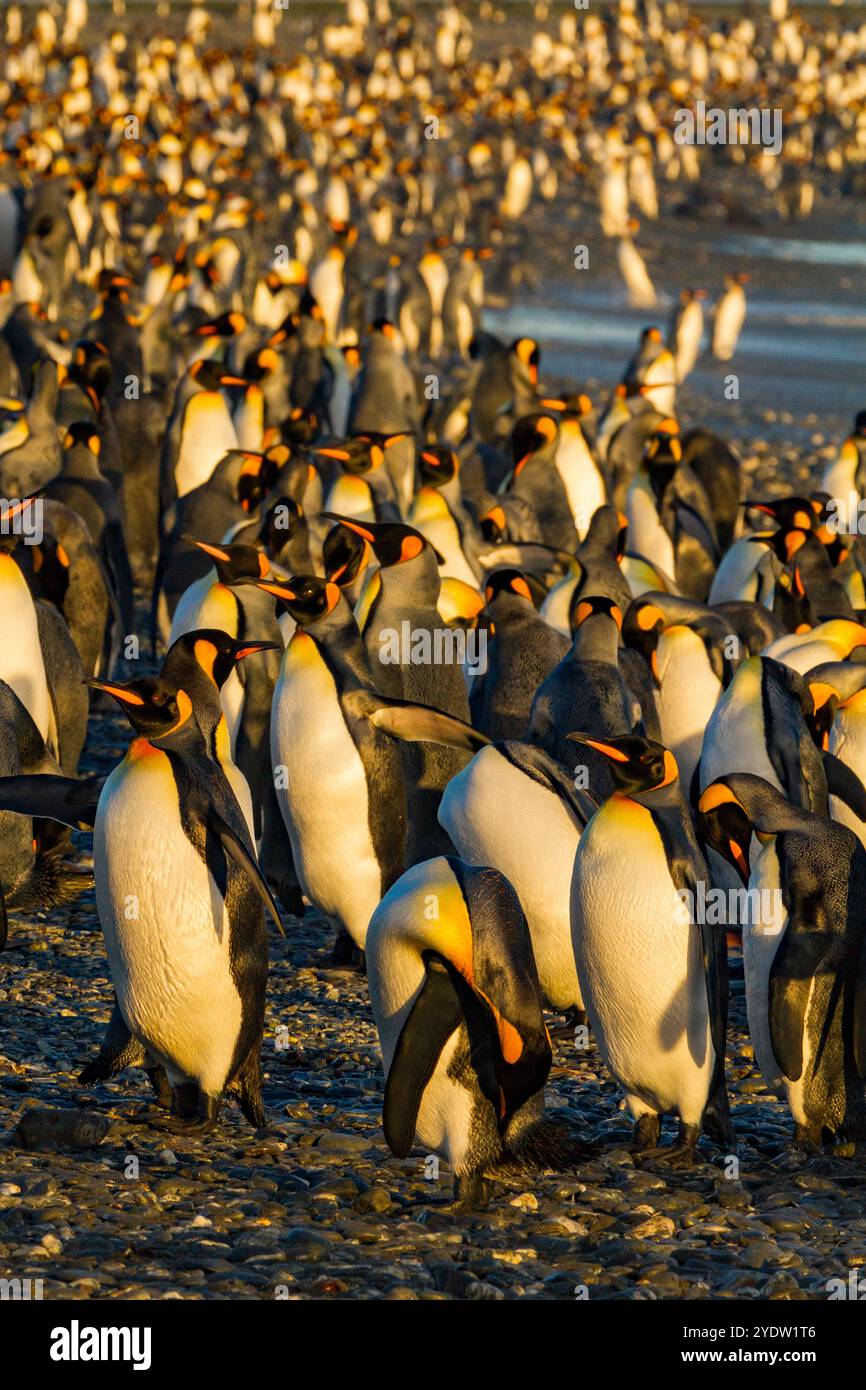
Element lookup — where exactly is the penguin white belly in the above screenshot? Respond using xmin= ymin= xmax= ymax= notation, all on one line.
xmin=828 ymin=710 xmax=866 ymax=849
xmin=175 ymin=395 xmax=238 ymax=499
xmin=271 ymin=639 xmax=381 ymax=946
xmin=325 ymin=474 xmax=376 ymax=523
xmin=168 ymin=570 xmax=218 ymax=644
xmin=414 ymin=1029 xmax=475 ymax=1172
xmin=763 ymin=633 xmax=839 ymax=675
xmin=656 ymin=631 xmax=722 ymax=789
xmin=675 ymin=304 xmax=703 ymax=381
xmin=572 ymin=798 xmax=713 ymax=1122
xmin=410 ymin=508 xmax=477 ymax=589
xmin=708 ymin=537 xmax=765 ymax=604
xmin=94 ymin=745 xmax=243 ymax=1096
xmin=713 ymin=291 xmax=746 ymax=360
xmin=0 ymin=577 xmax=52 ymax=742
xmin=700 ymin=694 xmax=778 ymax=792
xmin=439 ymin=747 xmax=583 ymax=1011
xmin=742 ymin=844 xmax=787 ymax=1094
xmin=820 ymin=451 xmax=857 ymax=528
xmin=539 ymin=576 xmax=577 ymax=636
xmin=555 ymin=437 xmax=606 ymax=540
xmin=626 ymin=475 xmax=676 ymax=577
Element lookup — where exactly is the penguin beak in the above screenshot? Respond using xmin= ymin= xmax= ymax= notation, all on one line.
xmin=86 ymin=679 xmax=146 ymax=706
xmin=190 ymin=538 xmax=232 ymax=562
xmin=255 ymin=580 xmax=297 ymax=601
xmin=567 ymin=734 xmax=630 ymax=761
xmin=233 ymin=641 xmax=280 ymax=661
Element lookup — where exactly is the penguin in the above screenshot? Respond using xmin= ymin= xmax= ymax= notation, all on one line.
xmin=623 ymin=595 xmax=734 ymax=793
xmin=820 ymin=411 xmax=866 ymax=531
xmin=669 ymin=288 xmax=706 ymax=383
xmin=505 ymin=412 xmax=579 ymax=554
xmin=257 ymin=574 xmax=484 ymax=953
xmin=804 ymin=661 xmax=866 ymax=849
xmin=438 ymin=740 xmax=595 ymax=1014
xmin=698 ymin=774 xmax=866 ymax=1148
xmin=471 ymin=568 xmax=569 ymax=740
xmin=1 ymin=672 xmax=282 ymax=1129
xmin=330 ymin=515 xmax=474 ymax=863
xmin=764 ymin=617 xmax=866 ymax=676
xmin=366 ymin=856 xmax=557 ymax=1204
xmin=527 ymin=594 xmax=643 ymax=795
xmin=617 ymin=220 xmax=657 ymax=309
xmin=571 ymin=734 xmax=733 ymax=1162
xmin=712 ymin=273 xmax=748 ymax=361
xmin=159 ymin=359 xmax=245 ymax=523
xmin=626 ymin=426 xmax=719 ymax=601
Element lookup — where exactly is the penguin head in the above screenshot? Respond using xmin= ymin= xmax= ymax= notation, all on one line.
xmin=643 ymin=426 xmax=682 ymax=479
xmin=260 ymin=496 xmax=306 ymax=559
xmin=88 ymin=676 xmax=196 ymax=741
xmin=244 ymin=345 xmax=281 ymax=381
xmin=190 ymin=310 xmax=247 ymax=339
xmin=313 ymin=438 xmax=384 ymax=476
xmin=163 ymin=630 xmax=280 ymax=693
xmin=323 ymin=520 xmax=371 ymax=589
xmin=320 ymin=514 xmax=441 ymax=569
xmin=186 ymin=537 xmax=270 ymax=585
xmin=69 ymin=341 xmax=112 ymax=412
xmin=479 ymin=505 xmax=508 ymax=543
xmin=281 ymin=405 xmax=320 ymax=445
xmin=622 ymin=599 xmax=665 ymax=683
xmin=854 ymin=411 xmax=866 ymax=439
xmin=418 ymin=446 xmax=459 ymax=486
xmin=746 ymin=497 xmax=817 ymax=535
xmin=62 ymin=421 xmax=101 ymax=458
xmin=189 ymin=358 xmax=248 ymax=392
xmin=567 ymin=733 xmax=678 ymax=795
xmin=255 ymin=574 xmax=343 ymax=626
xmin=569 ymin=593 xmax=623 ymax=636
xmin=511 ymin=412 xmax=559 ymax=472
xmin=511 ymin=337 xmax=540 ymax=386
xmin=484 ymin=568 xmax=539 ymax=610
xmin=696 ymin=780 xmax=756 ymax=886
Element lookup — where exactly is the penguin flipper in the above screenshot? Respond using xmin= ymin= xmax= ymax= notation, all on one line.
xmin=79 ymin=999 xmax=146 ymax=1083
xmin=354 ymin=690 xmax=490 ymax=753
xmin=768 ymin=925 xmax=829 ymax=1083
xmin=822 ymin=751 xmax=866 ymax=822
xmin=208 ymin=808 xmax=286 ymax=937
xmin=0 ymin=773 xmax=102 ymax=829
xmin=383 ymin=954 xmax=463 ymax=1159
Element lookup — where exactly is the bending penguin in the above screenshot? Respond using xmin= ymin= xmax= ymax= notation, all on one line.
xmin=367 ymin=855 xmax=565 ymax=1205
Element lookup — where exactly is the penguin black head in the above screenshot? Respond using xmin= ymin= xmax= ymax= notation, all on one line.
xmin=418 ymin=446 xmax=459 ymax=486
xmin=185 ymin=537 xmax=270 ymax=585
xmin=323 ymin=520 xmax=370 ymax=588
xmin=256 ymin=574 xmax=342 ymax=625
xmin=569 ymin=593 xmax=623 ymax=634
xmin=69 ymin=341 xmax=112 ymax=411
xmin=567 ymin=733 xmax=678 ymax=795
xmin=510 ymin=337 xmax=540 ymax=384
xmin=512 ymin=412 xmax=558 ymax=472
xmin=29 ymin=532 xmax=71 ymax=605
xmin=622 ymin=599 xmax=664 ymax=682
xmin=189 ymin=358 xmax=248 ymax=392
xmin=313 ymin=438 xmax=383 ymax=476
xmin=243 ymin=345 xmax=280 ymax=381
xmin=190 ymin=310 xmax=247 ymax=339
xmin=750 ymin=524 xmax=810 ymax=568
xmin=643 ymin=427 xmax=682 ymax=474
xmin=483 ymin=568 xmax=538 ymax=609
xmin=320 ymin=514 xmax=440 ymax=568
xmin=696 ymin=780 xmax=755 ymax=886
xmin=745 ymin=497 xmax=817 ymax=534
xmin=281 ymin=406 xmax=320 ymax=445
xmin=62 ymin=421 xmax=101 ymax=456
xmin=88 ymin=676 xmax=194 ymax=741
xmin=162 ymin=630 xmax=280 ymax=693
xmin=855 ymin=411 xmax=866 ymax=438
xmin=261 ymin=496 xmax=305 ymax=555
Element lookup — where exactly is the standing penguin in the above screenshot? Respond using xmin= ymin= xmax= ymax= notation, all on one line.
xmin=712 ymin=273 xmax=748 ymax=362
xmin=471 ymin=569 xmax=569 ymax=741
xmin=367 ymin=856 xmax=557 ymax=1204
xmin=698 ymin=774 xmax=866 ymax=1148
xmin=669 ymin=288 xmax=706 ymax=383
xmin=0 ymin=673 xmax=282 ymax=1129
xmin=329 ymin=516 xmax=474 ymax=863
xmin=571 ymin=734 xmax=732 ymax=1161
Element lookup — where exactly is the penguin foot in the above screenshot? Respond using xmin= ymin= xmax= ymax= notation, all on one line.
xmin=326 ymin=930 xmax=365 ymax=972
xmin=154 ymin=1114 xmax=218 ymax=1137
xmin=452 ymin=1170 xmax=494 ymax=1210
xmin=155 ymin=1085 xmax=221 ymax=1134
xmin=636 ymin=1123 xmax=701 ymax=1168
xmin=630 ymin=1113 xmax=661 ymax=1152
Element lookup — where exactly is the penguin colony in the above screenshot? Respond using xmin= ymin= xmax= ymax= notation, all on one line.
xmin=1 ymin=0 xmax=866 ymax=1206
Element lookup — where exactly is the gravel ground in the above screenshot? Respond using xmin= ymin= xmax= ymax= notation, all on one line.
xmin=4 ymin=0 xmax=866 ymax=1307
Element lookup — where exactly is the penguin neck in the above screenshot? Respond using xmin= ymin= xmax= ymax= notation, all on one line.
xmin=570 ymin=614 xmax=620 ymax=664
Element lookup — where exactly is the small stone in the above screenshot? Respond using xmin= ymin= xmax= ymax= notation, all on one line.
xmin=509 ymin=1192 xmax=538 ymax=1212
xmin=158 ymin=1150 xmax=178 ymax=1166
xmin=41 ymin=1233 xmax=63 ymax=1255
xmin=632 ymin=1214 xmax=675 ymax=1240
